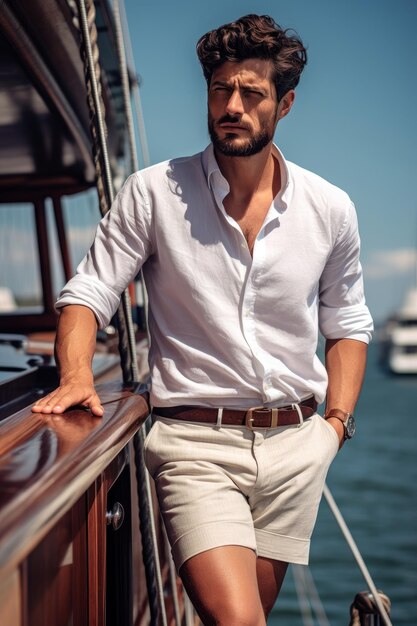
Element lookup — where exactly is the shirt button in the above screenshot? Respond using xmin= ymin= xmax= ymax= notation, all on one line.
xmin=240 ymin=243 xmax=246 ymax=249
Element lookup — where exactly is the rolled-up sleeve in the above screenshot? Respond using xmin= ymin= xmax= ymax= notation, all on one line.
xmin=56 ymin=172 xmax=153 ymax=328
xmin=319 ymin=201 xmax=373 ymax=343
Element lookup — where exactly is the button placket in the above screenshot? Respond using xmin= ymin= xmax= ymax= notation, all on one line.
xmin=253 ymin=224 xmax=279 ymax=401
xmin=240 ymin=233 xmax=273 ymax=395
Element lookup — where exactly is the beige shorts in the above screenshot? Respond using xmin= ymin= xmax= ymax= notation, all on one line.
xmin=144 ymin=412 xmax=339 ymax=572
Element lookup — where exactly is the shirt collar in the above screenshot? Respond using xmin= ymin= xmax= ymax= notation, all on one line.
xmin=201 ymin=143 xmax=292 ymax=212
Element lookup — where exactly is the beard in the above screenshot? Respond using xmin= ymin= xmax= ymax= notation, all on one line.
xmin=208 ymin=113 xmax=275 ymax=157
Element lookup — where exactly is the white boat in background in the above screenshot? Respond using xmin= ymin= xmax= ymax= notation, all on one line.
xmin=382 ymin=288 xmax=417 ymax=374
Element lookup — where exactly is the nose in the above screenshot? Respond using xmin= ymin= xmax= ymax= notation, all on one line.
xmin=226 ymin=88 xmax=244 ymax=116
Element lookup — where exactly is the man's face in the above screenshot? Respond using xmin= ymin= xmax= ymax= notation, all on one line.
xmin=207 ymin=59 xmax=280 ymax=157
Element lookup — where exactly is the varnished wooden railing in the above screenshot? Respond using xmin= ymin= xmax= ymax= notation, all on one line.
xmin=0 ymin=381 xmax=149 ymax=580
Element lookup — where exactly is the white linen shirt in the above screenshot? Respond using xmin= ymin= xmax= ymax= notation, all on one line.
xmin=56 ymin=144 xmax=373 ymax=408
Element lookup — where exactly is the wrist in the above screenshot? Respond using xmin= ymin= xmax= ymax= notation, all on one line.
xmin=324 ymin=408 xmax=356 ymax=440
xmin=324 ymin=408 xmax=352 ymax=419
xmin=60 ymin=369 xmax=94 ymax=386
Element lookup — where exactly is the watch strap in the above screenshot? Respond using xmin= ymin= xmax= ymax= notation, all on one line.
xmin=324 ymin=408 xmax=355 ymax=440
xmin=324 ymin=408 xmax=353 ymax=422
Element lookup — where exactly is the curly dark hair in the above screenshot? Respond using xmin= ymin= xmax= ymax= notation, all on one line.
xmin=196 ymin=14 xmax=307 ymax=101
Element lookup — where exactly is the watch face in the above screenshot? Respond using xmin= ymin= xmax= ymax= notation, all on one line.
xmin=346 ymin=414 xmax=356 ymax=438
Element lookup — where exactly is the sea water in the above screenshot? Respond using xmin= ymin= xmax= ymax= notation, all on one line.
xmin=270 ymin=342 xmax=417 ymax=625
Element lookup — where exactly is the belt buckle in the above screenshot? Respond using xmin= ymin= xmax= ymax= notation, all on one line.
xmin=245 ymin=406 xmax=279 ymax=429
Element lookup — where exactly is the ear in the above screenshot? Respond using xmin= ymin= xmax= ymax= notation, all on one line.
xmin=276 ymin=90 xmax=295 ymax=122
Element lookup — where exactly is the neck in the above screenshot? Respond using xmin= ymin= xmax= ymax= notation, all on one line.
xmin=214 ymin=143 xmax=278 ymax=200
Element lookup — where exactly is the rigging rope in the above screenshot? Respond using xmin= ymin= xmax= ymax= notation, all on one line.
xmin=133 ymin=427 xmax=162 ymax=626
xmin=67 ymin=0 xmax=110 ymax=216
xmin=74 ymin=0 xmax=139 ymax=385
xmin=141 ymin=452 xmax=169 ymax=626
xmin=292 ymin=565 xmax=331 ymax=626
xmin=112 ymin=0 xmax=150 ymax=333
xmin=292 ymin=565 xmax=315 ymax=626
xmin=116 ymin=0 xmax=151 ymax=336
xmin=301 ymin=565 xmax=331 ymax=626
xmin=323 ymin=485 xmax=393 ymax=626
xmin=112 ymin=0 xmax=139 ymax=173
xmin=118 ymin=0 xmax=151 ymax=168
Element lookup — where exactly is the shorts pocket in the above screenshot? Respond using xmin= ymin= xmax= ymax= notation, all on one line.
xmin=320 ymin=415 xmax=340 ymax=451
xmin=143 ymin=420 xmax=160 ymax=455
xmin=143 ymin=419 xmax=172 ymax=477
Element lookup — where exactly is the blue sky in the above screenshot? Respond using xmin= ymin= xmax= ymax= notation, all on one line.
xmin=124 ymin=0 xmax=417 ymax=324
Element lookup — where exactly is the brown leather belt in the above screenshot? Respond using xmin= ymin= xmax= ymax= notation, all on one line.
xmin=153 ymin=396 xmax=318 ymax=429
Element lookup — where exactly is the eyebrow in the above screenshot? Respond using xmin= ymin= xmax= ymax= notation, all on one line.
xmin=210 ymin=79 xmax=267 ymax=92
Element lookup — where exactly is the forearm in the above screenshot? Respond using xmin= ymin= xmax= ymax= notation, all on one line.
xmin=55 ymin=304 xmax=98 ymax=384
xmin=324 ymin=337 xmax=368 ymax=413
xmin=32 ymin=304 xmax=103 ymax=415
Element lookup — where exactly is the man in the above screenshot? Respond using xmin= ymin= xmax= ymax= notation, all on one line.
xmin=33 ymin=14 xmax=373 ymax=625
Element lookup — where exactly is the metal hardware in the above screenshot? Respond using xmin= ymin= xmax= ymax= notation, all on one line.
xmin=106 ymin=502 xmax=124 ymax=530
xmin=245 ymin=406 xmax=261 ymax=429
xmin=325 ymin=410 xmax=356 ymax=439
xmin=245 ymin=406 xmax=277 ymax=429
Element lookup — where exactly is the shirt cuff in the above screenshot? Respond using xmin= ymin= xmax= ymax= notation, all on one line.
xmin=55 ymin=274 xmax=120 ymax=329
xmin=319 ymin=303 xmax=373 ymax=343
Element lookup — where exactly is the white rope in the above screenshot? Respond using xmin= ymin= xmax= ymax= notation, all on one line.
xmin=292 ymin=564 xmax=315 ymax=626
xmin=299 ymin=565 xmax=331 ymax=626
xmin=323 ymin=484 xmax=393 ymax=626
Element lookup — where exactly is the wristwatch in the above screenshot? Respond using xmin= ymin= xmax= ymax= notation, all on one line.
xmin=324 ymin=408 xmax=356 ymax=440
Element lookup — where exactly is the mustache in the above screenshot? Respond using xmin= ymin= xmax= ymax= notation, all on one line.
xmin=217 ymin=114 xmax=246 ymax=126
